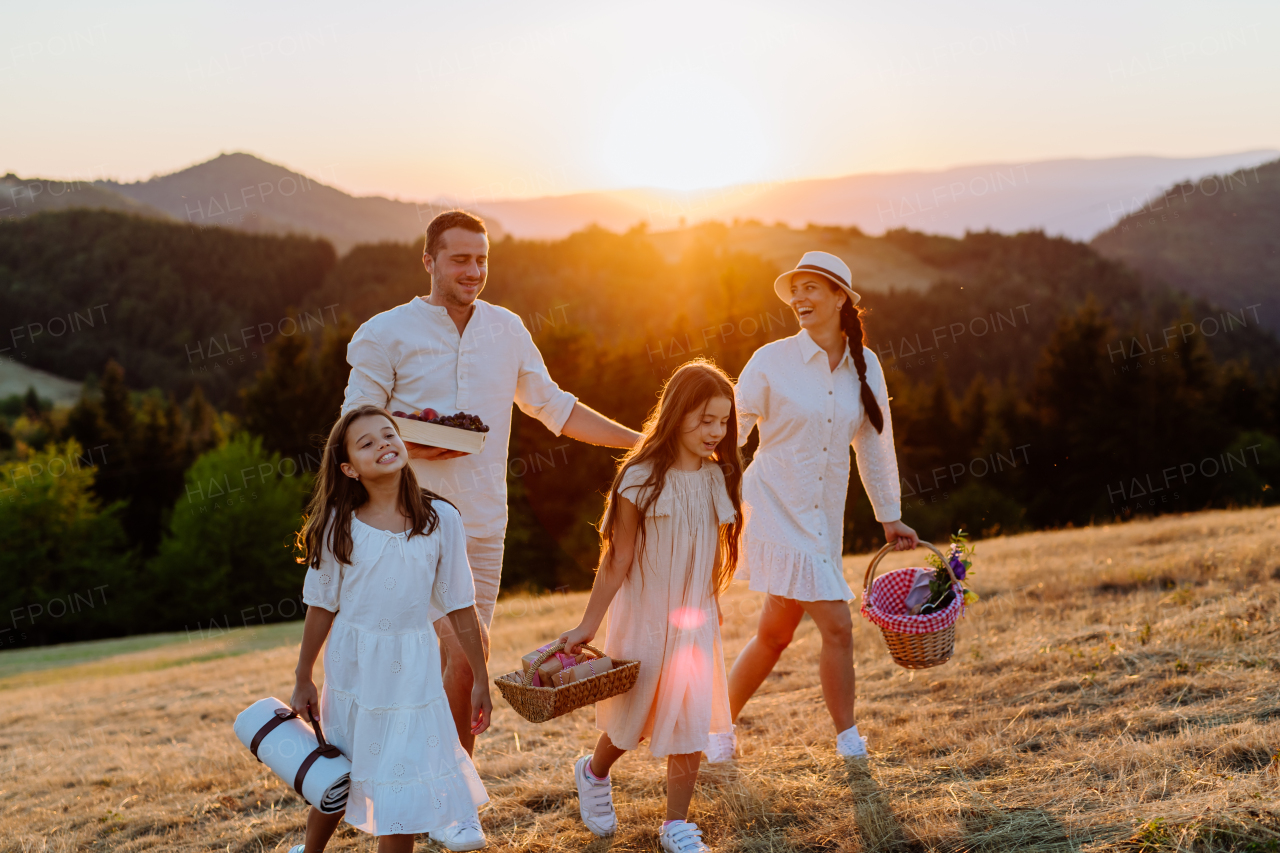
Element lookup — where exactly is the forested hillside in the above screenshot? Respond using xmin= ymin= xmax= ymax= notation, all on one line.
xmin=2 ymin=209 xmax=1278 ymax=645
xmin=1092 ymin=158 xmax=1280 ymax=333
xmin=0 ymin=209 xmax=338 ymax=405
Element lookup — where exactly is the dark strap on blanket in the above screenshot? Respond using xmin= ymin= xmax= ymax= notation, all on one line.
xmin=251 ymin=705 xmax=342 ymax=801
xmin=250 ymin=707 xmax=297 ymax=762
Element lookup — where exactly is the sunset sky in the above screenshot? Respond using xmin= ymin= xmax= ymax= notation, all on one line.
xmin=6 ymin=0 xmax=1279 ymax=202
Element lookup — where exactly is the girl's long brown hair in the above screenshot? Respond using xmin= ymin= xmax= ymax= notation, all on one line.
xmin=597 ymin=359 xmax=744 ymax=596
xmin=297 ymin=405 xmax=447 ymax=567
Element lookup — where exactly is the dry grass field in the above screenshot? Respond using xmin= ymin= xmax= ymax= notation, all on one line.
xmin=3 ymin=507 xmax=1279 ymax=853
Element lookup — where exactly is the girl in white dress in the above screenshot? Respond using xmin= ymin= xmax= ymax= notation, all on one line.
xmin=727 ymin=252 xmax=920 ymax=760
xmin=289 ymin=405 xmax=491 ymax=853
xmin=560 ymin=360 xmax=742 ymax=853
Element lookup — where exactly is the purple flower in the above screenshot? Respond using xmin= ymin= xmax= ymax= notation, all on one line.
xmin=949 ymin=555 xmax=967 ymax=580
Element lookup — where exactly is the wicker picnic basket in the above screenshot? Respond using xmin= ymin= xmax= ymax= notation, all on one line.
xmin=494 ymin=641 xmax=640 ymax=723
xmin=860 ymin=541 xmax=963 ymax=670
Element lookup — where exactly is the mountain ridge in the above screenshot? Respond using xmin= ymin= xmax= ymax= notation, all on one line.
xmin=1092 ymin=157 xmax=1280 ymax=333
xmin=8 ymin=150 xmax=1276 ymax=250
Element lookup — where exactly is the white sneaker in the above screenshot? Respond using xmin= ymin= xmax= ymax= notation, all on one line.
xmin=288 ymin=846 xmax=305 ymax=853
xmin=703 ymin=725 xmax=736 ymax=764
xmin=574 ymin=754 xmax=617 ymax=836
xmin=660 ymin=820 xmax=711 ymax=852
xmin=836 ymin=725 xmax=868 ymax=758
xmin=429 ymin=817 xmax=487 ymax=851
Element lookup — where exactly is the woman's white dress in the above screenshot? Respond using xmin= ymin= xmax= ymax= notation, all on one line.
xmin=736 ymin=330 xmax=902 ymax=602
xmin=596 ymin=461 xmax=738 ymax=757
xmin=302 ymin=503 xmax=488 ymax=835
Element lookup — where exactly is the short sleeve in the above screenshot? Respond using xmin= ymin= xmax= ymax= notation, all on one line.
xmin=302 ymin=516 xmax=343 ymax=612
xmin=616 ymin=462 xmax=670 ymax=516
xmin=342 ymin=320 xmax=395 ymax=415
xmin=513 ymin=322 xmax=578 ymax=435
xmin=430 ymin=502 xmax=477 ymax=616
xmin=735 ymin=353 xmax=768 ymax=446
xmin=708 ymin=465 xmax=737 ymax=526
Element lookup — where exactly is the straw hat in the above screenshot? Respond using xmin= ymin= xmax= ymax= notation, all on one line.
xmin=773 ymin=251 xmax=861 ymax=306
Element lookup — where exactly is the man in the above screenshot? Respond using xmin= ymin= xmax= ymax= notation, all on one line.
xmin=341 ymin=210 xmax=638 ymax=849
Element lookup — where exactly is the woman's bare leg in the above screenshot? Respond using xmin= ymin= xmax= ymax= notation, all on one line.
xmin=727 ymin=594 xmax=805 ymax=721
xmin=798 ymin=599 xmax=856 ymax=733
xmin=666 ymin=753 xmax=702 ymax=822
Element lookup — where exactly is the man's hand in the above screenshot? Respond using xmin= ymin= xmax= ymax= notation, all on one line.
xmin=406 ymin=441 xmax=470 ymax=461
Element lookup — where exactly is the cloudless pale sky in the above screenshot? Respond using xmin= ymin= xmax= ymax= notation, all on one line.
xmin=4 ymin=0 xmax=1278 ymax=201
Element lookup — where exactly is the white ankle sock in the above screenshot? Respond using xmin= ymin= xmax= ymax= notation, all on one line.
xmin=836 ymin=724 xmax=867 ymax=756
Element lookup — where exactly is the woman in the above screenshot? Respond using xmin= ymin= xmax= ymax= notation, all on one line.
xmin=723 ymin=251 xmax=918 ymax=760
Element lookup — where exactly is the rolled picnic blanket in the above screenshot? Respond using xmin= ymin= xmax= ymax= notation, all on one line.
xmin=233 ymin=697 xmax=351 ymax=813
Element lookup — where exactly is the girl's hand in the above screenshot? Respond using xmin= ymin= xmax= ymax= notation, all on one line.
xmin=470 ymin=682 xmax=492 ymax=735
xmin=882 ymin=519 xmax=920 ymax=551
xmin=560 ymin=624 xmax=595 ymax=656
xmin=291 ymin=678 xmax=320 ymax=722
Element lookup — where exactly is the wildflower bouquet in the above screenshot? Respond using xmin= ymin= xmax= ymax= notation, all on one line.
xmin=920 ymin=531 xmax=979 ymax=614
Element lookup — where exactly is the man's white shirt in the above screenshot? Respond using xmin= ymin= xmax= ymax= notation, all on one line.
xmin=342 ymin=297 xmax=577 ymax=539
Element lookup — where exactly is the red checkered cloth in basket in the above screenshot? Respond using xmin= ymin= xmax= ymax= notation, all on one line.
xmin=860 ymin=566 xmax=964 ymax=635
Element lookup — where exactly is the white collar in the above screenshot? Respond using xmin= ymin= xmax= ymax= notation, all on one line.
xmin=796 ymin=329 xmax=851 ymax=369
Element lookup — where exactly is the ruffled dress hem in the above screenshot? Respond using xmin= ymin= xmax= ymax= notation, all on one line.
xmin=739 ymin=538 xmax=854 ymax=602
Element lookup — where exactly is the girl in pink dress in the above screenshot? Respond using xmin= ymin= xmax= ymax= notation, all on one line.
xmin=560 ymin=360 xmax=743 ymax=853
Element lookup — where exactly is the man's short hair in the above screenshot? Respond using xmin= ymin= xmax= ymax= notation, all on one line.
xmin=425 ymin=210 xmax=487 ymax=258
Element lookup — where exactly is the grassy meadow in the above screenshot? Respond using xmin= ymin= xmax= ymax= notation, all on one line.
xmin=2 ymin=506 xmax=1278 ymax=852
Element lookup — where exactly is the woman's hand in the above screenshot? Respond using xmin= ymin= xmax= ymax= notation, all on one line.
xmin=882 ymin=519 xmax=920 ymax=551
xmin=291 ymin=678 xmax=320 ymax=722
xmin=470 ymin=682 xmax=492 ymax=735
xmin=560 ymin=623 xmax=595 ymax=656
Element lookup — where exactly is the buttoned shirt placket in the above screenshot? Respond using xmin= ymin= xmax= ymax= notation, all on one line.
xmin=810 ymin=343 xmax=851 ymax=572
